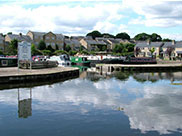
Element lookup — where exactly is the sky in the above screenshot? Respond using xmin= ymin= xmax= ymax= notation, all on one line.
xmin=0 ymin=0 xmax=182 ymax=40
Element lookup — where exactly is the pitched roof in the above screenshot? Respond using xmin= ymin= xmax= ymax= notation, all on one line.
xmin=29 ymin=31 xmax=46 ymax=37
xmin=163 ymin=42 xmax=182 ymax=48
xmin=136 ymin=42 xmax=163 ymax=47
xmin=0 ymin=35 xmax=4 ymax=41
xmin=56 ymin=34 xmax=64 ymax=40
xmin=7 ymin=34 xmax=32 ymax=43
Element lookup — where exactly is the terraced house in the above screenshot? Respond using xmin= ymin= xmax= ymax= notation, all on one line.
xmin=27 ymin=31 xmax=64 ymax=50
xmin=162 ymin=41 xmax=182 ymax=59
xmin=135 ymin=41 xmax=164 ymax=57
xmin=0 ymin=34 xmax=5 ymax=52
xmin=80 ymin=38 xmax=107 ymax=51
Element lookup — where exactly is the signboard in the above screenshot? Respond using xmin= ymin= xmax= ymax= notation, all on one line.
xmin=18 ymin=41 xmax=32 ymax=70
xmin=18 ymin=41 xmax=31 ymax=61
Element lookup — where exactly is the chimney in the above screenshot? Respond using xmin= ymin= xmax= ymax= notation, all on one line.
xmin=172 ymin=40 xmax=175 ymax=45
xmin=147 ymin=39 xmax=151 ymax=45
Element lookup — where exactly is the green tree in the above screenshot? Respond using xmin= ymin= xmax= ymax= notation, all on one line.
xmin=10 ymin=39 xmax=18 ymax=49
xmin=86 ymin=30 xmax=102 ymax=39
xmin=102 ymin=33 xmax=115 ymax=38
xmin=125 ymin=43 xmax=135 ymax=52
xmin=0 ymin=50 xmax=3 ymax=55
xmin=65 ymin=45 xmax=71 ymax=52
xmin=149 ymin=47 xmax=155 ymax=57
xmin=162 ymin=38 xmax=172 ymax=42
xmin=113 ymin=44 xmax=123 ymax=53
xmin=7 ymin=39 xmax=18 ymax=55
xmin=55 ymin=44 xmax=59 ymax=50
xmin=151 ymin=33 xmax=162 ymax=42
xmin=69 ymin=50 xmax=77 ymax=56
xmin=42 ymin=50 xmax=52 ymax=56
xmin=47 ymin=45 xmax=55 ymax=53
xmin=37 ymin=40 xmax=46 ymax=50
xmin=31 ymin=44 xmax=42 ymax=56
xmin=54 ymin=50 xmax=68 ymax=55
xmin=116 ymin=32 xmax=130 ymax=40
xmin=134 ymin=33 xmax=150 ymax=41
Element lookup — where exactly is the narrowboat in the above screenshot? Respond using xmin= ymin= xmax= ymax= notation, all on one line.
xmin=47 ymin=54 xmax=71 ymax=67
xmin=123 ymin=57 xmax=157 ymax=64
xmin=0 ymin=57 xmax=18 ymax=67
xmin=70 ymin=56 xmax=90 ymax=66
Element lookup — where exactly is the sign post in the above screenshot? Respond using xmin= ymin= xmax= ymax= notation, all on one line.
xmin=18 ymin=41 xmax=31 ymax=72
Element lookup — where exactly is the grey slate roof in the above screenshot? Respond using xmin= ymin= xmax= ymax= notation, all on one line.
xmin=163 ymin=42 xmax=182 ymax=48
xmin=8 ymin=34 xmax=32 ymax=43
xmin=30 ymin=31 xmax=46 ymax=37
xmin=136 ymin=42 xmax=163 ymax=48
xmin=56 ymin=34 xmax=64 ymax=40
xmin=0 ymin=35 xmax=4 ymax=42
xmin=108 ymin=39 xmax=121 ymax=44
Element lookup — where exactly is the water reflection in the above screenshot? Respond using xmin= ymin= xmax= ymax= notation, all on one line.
xmin=18 ymin=88 xmax=32 ymax=118
xmin=0 ymin=70 xmax=182 ymax=135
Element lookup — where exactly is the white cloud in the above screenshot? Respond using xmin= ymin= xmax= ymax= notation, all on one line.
xmin=161 ymin=33 xmax=182 ymax=41
xmin=124 ymin=0 xmax=182 ymax=27
xmin=0 ymin=3 xmax=125 ymax=35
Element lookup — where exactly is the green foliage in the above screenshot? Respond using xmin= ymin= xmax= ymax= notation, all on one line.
xmin=6 ymin=39 xmax=18 ymax=55
xmin=90 ymin=51 xmax=96 ymax=55
xmin=80 ymin=50 xmax=90 ymax=55
xmin=37 ymin=40 xmax=46 ymax=50
xmin=113 ymin=43 xmax=135 ymax=56
xmin=0 ymin=50 xmax=3 ymax=55
xmin=151 ymin=33 xmax=162 ymax=42
xmin=79 ymin=46 xmax=85 ymax=51
xmin=7 ymin=32 xmax=12 ymax=35
xmin=162 ymin=38 xmax=172 ymax=42
xmin=124 ymin=43 xmax=135 ymax=52
xmin=65 ymin=45 xmax=71 ymax=52
xmin=42 ymin=50 xmax=52 ymax=56
xmin=10 ymin=39 xmax=18 ymax=49
xmin=116 ymin=32 xmax=130 ymax=40
xmin=69 ymin=50 xmax=77 ymax=56
xmin=149 ymin=47 xmax=155 ymax=54
xmin=113 ymin=44 xmax=124 ymax=53
xmin=102 ymin=33 xmax=115 ymax=38
xmin=134 ymin=33 xmax=150 ymax=41
xmin=86 ymin=30 xmax=102 ymax=39
xmin=47 ymin=45 xmax=55 ymax=53
xmin=55 ymin=44 xmax=59 ymax=50
xmin=31 ymin=44 xmax=42 ymax=55
xmin=97 ymin=45 xmax=107 ymax=51
xmin=54 ymin=50 xmax=68 ymax=55
xmin=134 ymin=33 xmax=162 ymax=42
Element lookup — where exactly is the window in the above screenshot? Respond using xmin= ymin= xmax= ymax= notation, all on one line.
xmin=52 ymin=37 xmax=55 ymax=40
xmin=46 ymin=37 xmax=50 ymax=40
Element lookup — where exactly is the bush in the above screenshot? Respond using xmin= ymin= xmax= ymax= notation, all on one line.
xmin=54 ymin=50 xmax=68 ymax=55
xmin=37 ymin=40 xmax=46 ymax=50
xmin=42 ymin=50 xmax=52 ymax=56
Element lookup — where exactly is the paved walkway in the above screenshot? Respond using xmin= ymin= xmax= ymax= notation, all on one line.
xmin=0 ymin=67 xmax=78 ymax=77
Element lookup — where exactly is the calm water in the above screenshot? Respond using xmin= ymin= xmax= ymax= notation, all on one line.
xmin=0 ymin=70 xmax=182 ymax=136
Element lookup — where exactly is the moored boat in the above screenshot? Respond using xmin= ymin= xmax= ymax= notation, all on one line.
xmin=70 ymin=56 xmax=90 ymax=66
xmin=47 ymin=54 xmax=71 ymax=67
xmin=0 ymin=57 xmax=18 ymax=67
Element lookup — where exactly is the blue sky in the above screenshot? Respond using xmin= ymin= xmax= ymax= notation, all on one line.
xmin=0 ymin=0 xmax=182 ymax=40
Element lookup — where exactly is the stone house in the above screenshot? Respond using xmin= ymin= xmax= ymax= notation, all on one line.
xmin=162 ymin=41 xmax=182 ymax=59
xmin=5 ymin=33 xmax=32 ymax=43
xmin=135 ymin=41 xmax=164 ymax=57
xmin=0 ymin=34 xmax=5 ymax=52
xmin=27 ymin=31 xmax=64 ymax=50
xmin=80 ymin=38 xmax=107 ymax=51
xmin=64 ymin=39 xmax=81 ymax=51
